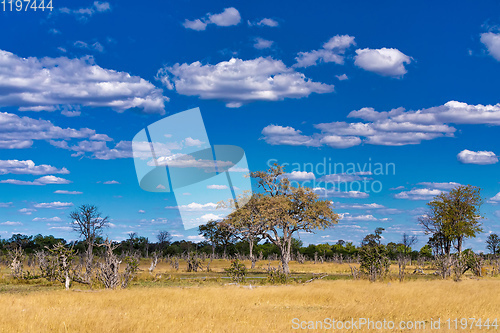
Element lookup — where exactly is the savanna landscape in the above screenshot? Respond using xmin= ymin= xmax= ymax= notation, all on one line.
xmin=2 ymin=1 xmax=500 ymax=332
xmin=1 ymin=165 xmax=499 ymax=332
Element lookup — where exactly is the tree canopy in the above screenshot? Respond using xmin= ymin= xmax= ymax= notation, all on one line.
xmin=225 ymin=164 xmax=339 ymax=274
xmin=419 ymin=185 xmax=483 ymax=255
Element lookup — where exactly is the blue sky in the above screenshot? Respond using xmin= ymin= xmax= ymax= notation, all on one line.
xmin=1 ymin=0 xmax=500 ymax=251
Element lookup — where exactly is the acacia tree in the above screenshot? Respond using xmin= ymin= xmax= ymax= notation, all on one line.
xmin=199 ymin=221 xmax=219 ymax=257
xmin=419 ymin=185 xmax=483 ymax=256
xmin=227 ymin=164 xmax=339 ymax=274
xmin=217 ymin=221 xmax=237 ymax=257
xmin=486 ymin=233 xmax=500 ymax=255
xmin=198 ymin=220 xmax=236 ymax=257
xmin=220 ymin=193 xmax=264 ymax=268
xmin=69 ymin=204 xmax=109 ymax=281
xmin=361 ymin=227 xmax=384 ymax=247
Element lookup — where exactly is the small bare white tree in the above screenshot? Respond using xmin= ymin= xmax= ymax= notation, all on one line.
xmin=98 ymin=239 xmax=121 ymax=289
xmin=148 ymin=252 xmax=159 ymax=273
xmin=70 ymin=204 xmax=109 ymax=284
xmin=8 ymin=246 xmax=24 ymax=279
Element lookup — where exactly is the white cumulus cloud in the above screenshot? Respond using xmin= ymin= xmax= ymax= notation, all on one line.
xmin=295 ymin=35 xmax=356 ymax=68
xmin=0 ymin=160 xmax=69 ymax=175
xmin=251 ymin=18 xmax=279 ymax=27
xmin=262 ymin=100 xmax=500 ymax=148
xmin=59 ymin=1 xmax=111 ymax=20
xmin=354 ymin=47 xmax=411 ymax=77
xmin=207 ymin=185 xmax=229 ymax=190
xmin=457 ymin=149 xmax=498 ymax=165
xmin=481 ymin=32 xmax=500 ymax=61
xmin=184 ymin=137 xmax=204 ymax=147
xmin=183 ymin=7 xmax=241 ymax=31
xmin=34 ymin=201 xmax=74 ymax=209
xmin=0 ymin=49 xmax=166 ymax=114
xmin=416 ymin=182 xmax=462 ymax=190
xmin=0 ymin=175 xmax=71 ymax=186
xmin=254 ymin=37 xmax=274 ymax=49
xmin=488 ymin=192 xmax=500 ymax=204
xmin=54 ymin=190 xmax=82 ymax=194
xmin=394 ymin=188 xmax=442 ymax=200
xmin=0 ymin=111 xmax=111 ymax=150
xmin=166 ymin=202 xmax=218 ymax=211
xmin=283 ymin=171 xmax=316 ymax=181
xmin=157 ymin=57 xmax=334 ymax=108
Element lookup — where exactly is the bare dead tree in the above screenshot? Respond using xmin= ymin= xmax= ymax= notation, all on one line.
xmin=397 ymin=233 xmax=417 ymax=282
xmin=157 ymin=230 xmax=172 ymax=253
xmin=8 ymin=246 xmax=24 ymax=279
xmin=206 ymin=258 xmax=212 ymax=272
xmin=349 ymin=264 xmax=359 ymax=280
xmin=452 ymin=253 xmax=467 ymax=281
xmin=186 ymin=252 xmax=202 ymax=272
xmin=296 ymin=251 xmax=306 ymax=264
xmin=97 ymin=239 xmax=121 ymax=289
xmin=402 ymin=234 xmax=418 ymax=255
xmin=35 ymin=250 xmax=55 ymax=281
xmin=470 ymin=253 xmax=484 ymax=277
xmin=492 ymin=258 xmax=500 ymax=276
xmin=148 ymin=252 xmax=159 ymax=273
xmin=70 ymin=204 xmax=109 ymax=283
xmin=397 ymin=253 xmax=408 ymax=282
xmin=434 ymin=254 xmax=452 ymax=279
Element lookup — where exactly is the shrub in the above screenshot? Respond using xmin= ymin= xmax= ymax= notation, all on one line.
xmin=266 ymin=267 xmax=288 ymax=284
xmin=359 ymin=244 xmax=390 ymax=282
xmin=225 ymin=259 xmax=247 ymax=283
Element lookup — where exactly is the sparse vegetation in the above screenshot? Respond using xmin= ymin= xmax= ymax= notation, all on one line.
xmin=0 ymin=175 xmax=497 ymax=332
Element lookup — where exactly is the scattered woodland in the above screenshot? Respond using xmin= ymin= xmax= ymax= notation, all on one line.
xmin=1 ymin=164 xmax=499 ymax=332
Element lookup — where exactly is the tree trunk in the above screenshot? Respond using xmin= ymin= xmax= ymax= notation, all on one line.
xmin=457 ymin=237 xmax=463 ymax=254
xmin=249 ymin=240 xmax=255 ymax=269
xmin=446 ymin=254 xmax=452 ymax=279
xmin=248 ymin=239 xmax=254 ymax=259
xmin=86 ymin=241 xmax=93 ymax=282
xmin=65 ymin=272 xmax=70 ymax=290
xmin=280 ymin=249 xmax=291 ymax=275
xmin=281 ymin=236 xmax=292 ymax=275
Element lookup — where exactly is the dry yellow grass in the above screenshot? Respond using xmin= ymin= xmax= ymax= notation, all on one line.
xmin=0 ymin=278 xmax=499 ymax=332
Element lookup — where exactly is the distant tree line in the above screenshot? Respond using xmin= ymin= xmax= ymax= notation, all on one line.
xmin=2 ymin=230 xmax=496 ymax=261
xmin=1 ymin=165 xmax=499 ymax=286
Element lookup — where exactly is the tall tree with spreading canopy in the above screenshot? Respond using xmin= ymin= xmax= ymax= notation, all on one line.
xmin=419 ymin=185 xmax=483 ymax=256
xmin=198 ymin=220 xmax=236 ymax=257
xmin=69 ymin=204 xmax=109 ymax=281
xmin=219 ymin=192 xmax=264 ymax=268
xmin=486 ymin=233 xmax=500 ymax=255
xmin=226 ymin=164 xmax=339 ymax=274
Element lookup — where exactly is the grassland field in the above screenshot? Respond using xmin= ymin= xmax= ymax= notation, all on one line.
xmin=0 ymin=259 xmax=499 ymax=332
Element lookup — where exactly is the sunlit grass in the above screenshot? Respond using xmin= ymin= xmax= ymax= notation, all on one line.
xmin=0 ymin=259 xmax=498 ymax=332
xmin=0 ymin=278 xmax=499 ymax=332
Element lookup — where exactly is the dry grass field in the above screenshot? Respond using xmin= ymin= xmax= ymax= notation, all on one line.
xmin=0 ymin=260 xmax=499 ymax=332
